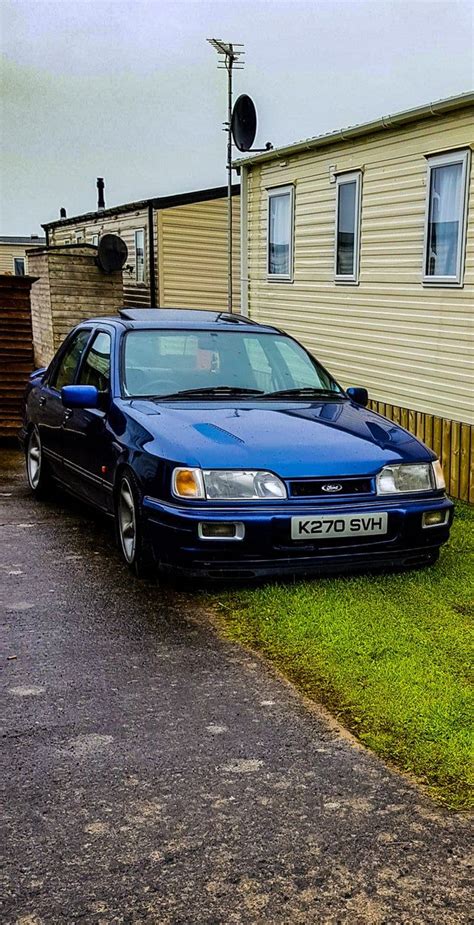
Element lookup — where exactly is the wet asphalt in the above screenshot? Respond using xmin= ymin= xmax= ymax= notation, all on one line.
xmin=1 ymin=448 xmax=472 ymax=925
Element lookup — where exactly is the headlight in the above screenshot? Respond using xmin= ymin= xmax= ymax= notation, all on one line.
xmin=376 ymin=462 xmax=437 ymax=494
xmin=172 ymin=467 xmax=287 ymax=500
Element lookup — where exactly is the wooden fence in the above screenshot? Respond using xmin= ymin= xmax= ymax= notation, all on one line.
xmin=0 ymin=275 xmax=36 ymax=440
xmin=370 ymin=401 xmax=473 ymax=504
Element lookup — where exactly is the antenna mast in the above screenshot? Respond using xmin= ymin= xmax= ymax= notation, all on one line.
xmin=207 ymin=39 xmax=244 ymax=313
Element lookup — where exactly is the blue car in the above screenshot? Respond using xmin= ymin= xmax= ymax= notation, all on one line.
xmin=21 ymin=308 xmax=453 ymax=580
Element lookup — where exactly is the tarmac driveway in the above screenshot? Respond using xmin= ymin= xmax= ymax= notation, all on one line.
xmin=1 ymin=449 xmax=471 ymax=924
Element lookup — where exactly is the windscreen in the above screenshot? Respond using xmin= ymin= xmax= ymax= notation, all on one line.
xmin=122 ymin=329 xmax=342 ymax=398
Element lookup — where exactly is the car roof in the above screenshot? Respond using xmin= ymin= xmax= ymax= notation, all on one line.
xmin=83 ymin=307 xmax=281 ymax=334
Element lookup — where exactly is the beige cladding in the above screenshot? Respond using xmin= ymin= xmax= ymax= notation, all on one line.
xmin=48 ymin=208 xmax=150 ymax=270
xmin=243 ymin=105 xmax=474 ymax=427
xmin=157 ymin=197 xmax=240 ymax=310
xmin=0 ymin=242 xmax=43 ymax=275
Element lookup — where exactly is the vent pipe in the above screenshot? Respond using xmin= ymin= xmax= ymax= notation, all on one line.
xmin=60 ymin=207 xmax=67 ymax=218
xmin=97 ymin=177 xmax=105 ymax=211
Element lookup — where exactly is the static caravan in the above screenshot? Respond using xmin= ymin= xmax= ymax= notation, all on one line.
xmin=237 ymin=92 xmax=474 ymax=502
xmin=0 ymin=235 xmax=46 ymax=276
xmin=43 ymin=185 xmax=240 ymax=312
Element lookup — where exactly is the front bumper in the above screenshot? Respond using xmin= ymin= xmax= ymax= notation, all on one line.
xmin=142 ymin=494 xmax=454 ymax=579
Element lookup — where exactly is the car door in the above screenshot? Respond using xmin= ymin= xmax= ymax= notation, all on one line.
xmin=37 ymin=328 xmax=92 ymax=479
xmin=61 ymin=329 xmax=114 ymax=510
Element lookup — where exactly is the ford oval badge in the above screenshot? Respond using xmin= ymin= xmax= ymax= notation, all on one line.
xmin=321 ymin=483 xmax=343 ymax=493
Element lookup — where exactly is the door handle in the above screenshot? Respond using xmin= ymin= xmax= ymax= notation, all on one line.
xmin=63 ymin=409 xmax=72 ymax=423
xmin=39 ymin=396 xmax=46 ymax=407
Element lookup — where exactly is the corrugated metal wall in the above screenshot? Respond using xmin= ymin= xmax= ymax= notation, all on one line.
xmin=245 ymin=107 xmax=474 ymax=427
xmin=157 ymin=197 xmax=240 ymax=310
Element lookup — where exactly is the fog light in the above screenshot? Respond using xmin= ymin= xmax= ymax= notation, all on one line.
xmin=198 ymin=522 xmax=245 ymax=540
xmin=422 ymin=510 xmax=448 ymax=528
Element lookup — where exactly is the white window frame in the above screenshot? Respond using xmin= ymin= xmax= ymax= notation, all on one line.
xmin=334 ymin=170 xmax=362 ymax=284
xmin=135 ymin=228 xmax=146 ymax=283
xmin=267 ymin=185 xmax=295 ymax=282
xmin=423 ymin=149 xmax=470 ymax=287
xmin=92 ymin=234 xmax=99 ymax=246
xmin=13 ymin=257 xmax=26 ymax=276
xmin=75 ymin=231 xmax=83 ymax=243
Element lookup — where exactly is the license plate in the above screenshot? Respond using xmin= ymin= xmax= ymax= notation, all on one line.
xmin=291 ymin=512 xmax=388 ymax=540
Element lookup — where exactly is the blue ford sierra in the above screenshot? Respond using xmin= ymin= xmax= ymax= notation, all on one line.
xmin=21 ymin=308 xmax=453 ymax=580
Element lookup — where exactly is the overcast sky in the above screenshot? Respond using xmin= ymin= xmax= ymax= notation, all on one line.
xmin=1 ymin=0 xmax=473 ymax=235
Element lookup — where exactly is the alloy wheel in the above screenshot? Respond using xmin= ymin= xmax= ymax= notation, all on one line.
xmin=27 ymin=430 xmax=42 ymax=490
xmin=118 ymin=478 xmax=137 ymax=564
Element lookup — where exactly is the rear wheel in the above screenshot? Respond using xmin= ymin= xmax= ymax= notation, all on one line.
xmin=116 ymin=472 xmax=155 ymax=579
xmin=26 ymin=427 xmax=51 ymax=498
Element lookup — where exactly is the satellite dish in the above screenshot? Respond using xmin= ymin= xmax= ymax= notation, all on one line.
xmin=96 ymin=234 xmax=128 ymax=274
xmin=231 ymin=94 xmax=257 ymax=152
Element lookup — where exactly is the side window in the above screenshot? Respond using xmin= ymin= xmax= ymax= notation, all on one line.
xmin=423 ymin=149 xmax=470 ymax=284
xmin=135 ymin=229 xmax=145 ymax=282
xmin=78 ymin=331 xmax=111 ymax=392
xmin=335 ymin=171 xmax=362 ymax=282
xmin=50 ymin=330 xmax=91 ymax=390
xmin=267 ymin=186 xmax=294 ymax=279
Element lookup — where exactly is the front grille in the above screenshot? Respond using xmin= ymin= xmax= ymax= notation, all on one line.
xmin=289 ymin=477 xmax=373 ymax=498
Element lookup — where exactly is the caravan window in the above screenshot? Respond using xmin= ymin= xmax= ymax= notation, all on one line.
xmin=424 ymin=150 xmax=470 ymax=284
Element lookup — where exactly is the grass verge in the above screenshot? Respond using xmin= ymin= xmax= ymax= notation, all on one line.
xmin=210 ymin=502 xmax=474 ymax=809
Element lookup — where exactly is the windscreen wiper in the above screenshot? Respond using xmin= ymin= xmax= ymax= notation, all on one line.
xmin=263 ymin=387 xmax=344 ymax=399
xmin=155 ymin=385 xmax=265 ymax=400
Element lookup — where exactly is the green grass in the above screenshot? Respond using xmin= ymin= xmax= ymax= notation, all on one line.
xmin=210 ymin=503 xmax=474 ymax=809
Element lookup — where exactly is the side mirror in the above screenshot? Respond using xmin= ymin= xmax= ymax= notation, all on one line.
xmin=347 ymin=386 xmax=369 ymax=407
xmin=61 ymin=385 xmax=99 ymax=409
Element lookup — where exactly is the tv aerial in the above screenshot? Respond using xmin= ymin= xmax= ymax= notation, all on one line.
xmin=207 ymin=40 xmax=273 ymax=312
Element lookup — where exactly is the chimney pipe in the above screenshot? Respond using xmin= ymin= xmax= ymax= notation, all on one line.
xmin=97 ymin=177 xmax=105 ymax=211
xmin=60 ymin=207 xmax=67 ymax=218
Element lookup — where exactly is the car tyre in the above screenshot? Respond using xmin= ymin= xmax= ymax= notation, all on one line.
xmin=115 ymin=471 xmax=155 ymax=579
xmin=26 ymin=426 xmax=51 ymax=499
